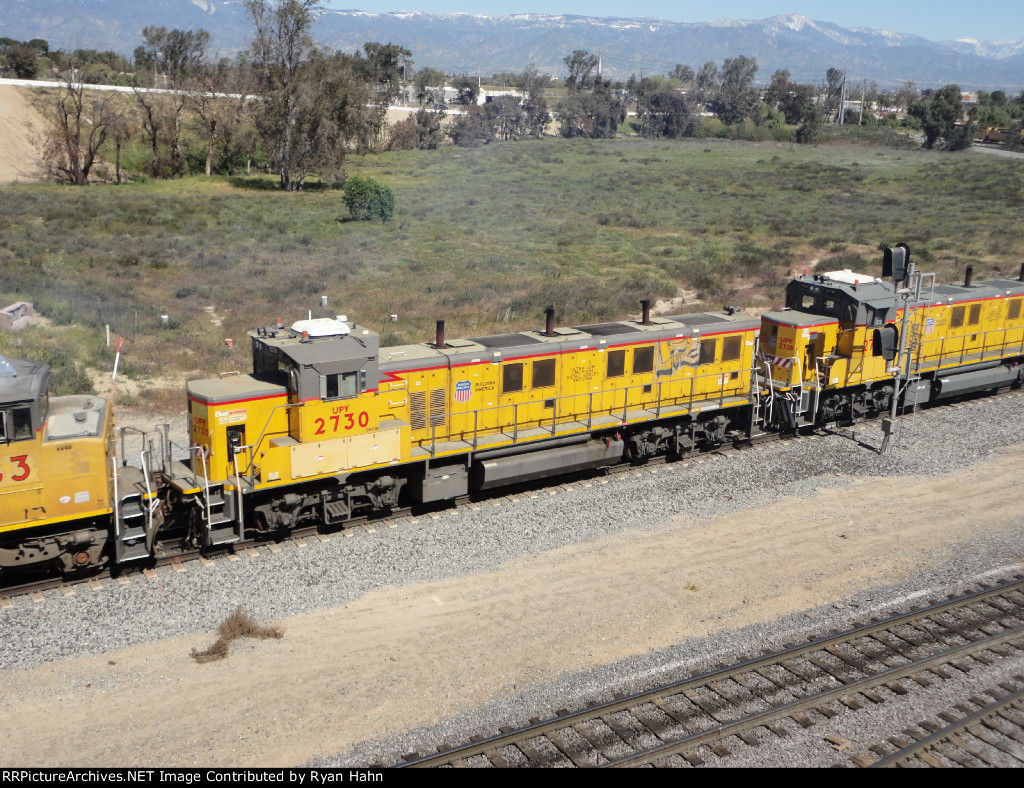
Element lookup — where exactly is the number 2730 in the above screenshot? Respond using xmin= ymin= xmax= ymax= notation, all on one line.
xmin=314 ymin=413 xmax=369 ymax=435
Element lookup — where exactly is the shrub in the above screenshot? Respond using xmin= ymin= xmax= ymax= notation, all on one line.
xmin=342 ymin=176 xmax=395 ymax=221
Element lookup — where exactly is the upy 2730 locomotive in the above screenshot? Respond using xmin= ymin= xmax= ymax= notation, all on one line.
xmin=2 ymin=245 xmax=1023 ymax=577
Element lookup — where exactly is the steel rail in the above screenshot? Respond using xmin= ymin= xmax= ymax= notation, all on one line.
xmin=868 ymin=685 xmax=1024 ymax=768
xmin=399 ymin=577 xmax=1024 ymax=767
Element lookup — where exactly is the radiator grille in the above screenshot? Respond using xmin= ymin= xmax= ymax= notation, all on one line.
xmin=410 ymin=390 xmax=426 ymax=430
xmin=429 ymin=388 xmax=447 ymax=427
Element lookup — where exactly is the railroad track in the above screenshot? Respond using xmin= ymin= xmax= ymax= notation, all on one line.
xmin=396 ymin=577 xmax=1024 ymax=768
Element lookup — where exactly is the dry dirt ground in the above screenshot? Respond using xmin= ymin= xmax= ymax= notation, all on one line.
xmin=0 ymin=86 xmax=44 ymax=181
xmin=2 ymin=445 xmax=1023 ymax=766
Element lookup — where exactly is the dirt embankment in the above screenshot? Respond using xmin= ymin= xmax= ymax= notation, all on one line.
xmin=0 ymin=86 xmax=44 ymax=181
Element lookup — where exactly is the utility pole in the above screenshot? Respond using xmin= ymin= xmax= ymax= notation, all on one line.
xmin=838 ymin=68 xmax=848 ymax=124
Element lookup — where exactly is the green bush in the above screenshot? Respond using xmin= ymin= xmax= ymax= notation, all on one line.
xmin=342 ymin=176 xmax=395 ymax=221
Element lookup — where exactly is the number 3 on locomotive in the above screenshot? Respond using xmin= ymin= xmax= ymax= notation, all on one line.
xmin=0 ymin=455 xmax=30 ymax=482
xmin=314 ymin=412 xmax=370 ymax=435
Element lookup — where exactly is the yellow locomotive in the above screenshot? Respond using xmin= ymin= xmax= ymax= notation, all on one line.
xmin=760 ymin=251 xmax=1024 ymax=429
xmin=5 ymin=242 xmax=1024 ymax=576
xmin=170 ymin=303 xmax=759 ymax=543
xmin=0 ymin=356 xmax=113 ymax=575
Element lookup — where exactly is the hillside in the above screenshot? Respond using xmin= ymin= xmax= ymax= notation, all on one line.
xmin=0 ymin=86 xmax=43 ymax=181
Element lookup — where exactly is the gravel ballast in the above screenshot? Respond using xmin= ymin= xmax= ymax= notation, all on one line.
xmin=2 ymin=392 xmax=1024 ymax=767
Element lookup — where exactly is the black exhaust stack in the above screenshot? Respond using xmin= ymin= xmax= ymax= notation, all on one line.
xmin=640 ymin=299 xmax=652 ymax=326
xmin=544 ymin=307 xmax=555 ymax=337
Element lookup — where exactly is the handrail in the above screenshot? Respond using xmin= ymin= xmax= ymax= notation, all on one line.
xmin=118 ymin=425 xmax=147 ymax=467
xmin=198 ymin=448 xmax=211 ymax=527
xmin=238 ymin=401 xmax=302 ymax=476
xmin=417 ymin=364 xmax=756 ymax=456
xmin=232 ymin=451 xmax=244 ymax=537
xmin=111 ymin=455 xmax=120 ymax=542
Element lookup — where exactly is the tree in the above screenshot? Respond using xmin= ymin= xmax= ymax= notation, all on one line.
xmin=186 ymin=58 xmax=252 ymax=176
xmin=388 ymin=107 xmax=445 ymax=150
xmin=695 ymin=61 xmax=718 ymax=106
xmin=823 ymin=67 xmax=845 ymax=122
xmin=129 ymin=27 xmax=210 ymax=177
xmin=413 ymin=67 xmax=446 ymax=105
xmin=452 ymin=75 xmax=479 ymax=106
xmin=563 ymin=50 xmax=599 ymax=91
xmin=35 ymin=71 xmax=121 ymax=184
xmin=343 ymin=175 xmax=394 ymax=221
xmin=557 ymin=77 xmax=624 ymax=138
xmin=707 ymin=56 xmax=759 ymax=126
xmin=909 ymin=84 xmax=971 ymax=149
xmin=796 ymin=98 xmax=822 ymax=144
xmin=134 ymin=26 xmax=209 ymax=83
xmin=518 ymin=64 xmax=551 ymax=138
xmin=669 ymin=64 xmax=695 ymax=83
xmin=245 ymin=0 xmax=372 ymax=190
xmin=489 ymin=95 xmax=530 ymax=141
xmin=633 ymin=78 xmax=700 ymax=138
xmin=450 ymin=105 xmax=496 ymax=147
xmin=357 ymin=41 xmax=413 ymax=144
xmin=6 ymin=44 xmax=40 ymax=79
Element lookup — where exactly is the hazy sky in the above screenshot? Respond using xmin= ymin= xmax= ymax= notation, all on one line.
xmin=321 ymin=2 xmax=1023 ymax=43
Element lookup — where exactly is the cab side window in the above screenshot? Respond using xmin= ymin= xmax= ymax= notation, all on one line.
xmin=721 ymin=335 xmax=742 ymax=362
xmin=323 ymin=372 xmax=358 ymax=400
xmin=3 ymin=407 xmax=33 ymax=441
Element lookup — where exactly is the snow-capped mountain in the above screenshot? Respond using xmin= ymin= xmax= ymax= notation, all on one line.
xmin=2 ymin=3 xmax=1022 ymax=89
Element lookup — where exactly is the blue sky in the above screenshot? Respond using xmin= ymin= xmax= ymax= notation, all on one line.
xmin=321 ymin=2 xmax=1023 ymax=43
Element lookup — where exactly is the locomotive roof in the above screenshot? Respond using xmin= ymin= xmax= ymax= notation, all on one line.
xmin=379 ymin=310 xmax=760 ymax=372
xmin=248 ymin=321 xmax=378 ymax=366
xmin=0 ymin=356 xmax=49 ymax=406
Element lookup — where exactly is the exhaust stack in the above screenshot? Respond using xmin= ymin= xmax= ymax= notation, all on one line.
xmin=640 ymin=299 xmax=652 ymax=326
xmin=964 ymin=266 xmax=974 ymax=287
xmin=544 ymin=307 xmax=555 ymax=337
xmin=435 ymin=320 xmax=446 ymax=349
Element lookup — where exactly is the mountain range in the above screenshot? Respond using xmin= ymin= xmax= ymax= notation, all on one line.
xmin=3 ymin=1 xmax=1024 ymax=90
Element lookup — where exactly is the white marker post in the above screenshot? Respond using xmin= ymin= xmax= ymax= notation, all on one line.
xmin=112 ymin=336 xmax=123 ymax=380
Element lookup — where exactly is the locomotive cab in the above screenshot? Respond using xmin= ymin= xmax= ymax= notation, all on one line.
xmin=0 ymin=355 xmax=113 ymax=575
xmin=762 ymin=270 xmax=897 ymax=392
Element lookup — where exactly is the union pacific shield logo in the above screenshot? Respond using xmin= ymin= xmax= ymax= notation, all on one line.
xmin=455 ymin=380 xmax=472 ymax=403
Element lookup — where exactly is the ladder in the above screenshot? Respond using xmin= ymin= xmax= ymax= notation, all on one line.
xmin=194 ymin=449 xmax=245 ymax=547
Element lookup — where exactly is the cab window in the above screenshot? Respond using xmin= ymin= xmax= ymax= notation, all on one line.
xmin=323 ymin=372 xmax=358 ymax=400
xmin=2 ymin=407 xmax=33 ymax=442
